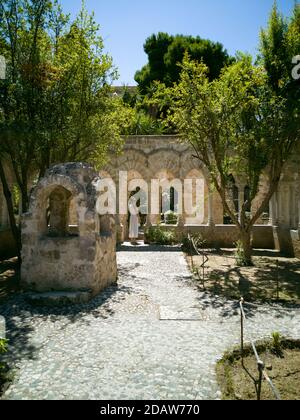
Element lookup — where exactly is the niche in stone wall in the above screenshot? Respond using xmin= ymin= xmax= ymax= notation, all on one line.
xmin=46 ymin=186 xmax=79 ymax=237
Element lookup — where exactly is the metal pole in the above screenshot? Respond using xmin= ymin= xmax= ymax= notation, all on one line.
xmin=240 ymin=298 xmax=244 ymax=361
xmin=202 ymin=253 xmax=205 ymax=286
xmin=238 ymin=298 xmax=281 ymax=400
xmin=276 ymin=260 xmax=279 ymax=301
xmin=189 ymin=234 xmax=194 ymax=271
xmin=257 ymin=360 xmax=264 ymax=401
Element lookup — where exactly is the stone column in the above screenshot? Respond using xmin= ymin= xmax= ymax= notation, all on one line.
xmin=207 ymin=186 xmax=215 ymax=227
xmin=120 ymin=214 xmax=128 ymax=241
xmin=276 ymin=188 xmax=283 ymax=226
xmin=145 ymin=179 xmax=152 ymax=229
xmin=269 ymin=193 xmax=276 ymax=226
xmin=290 ymin=182 xmax=297 ymax=229
xmin=281 ymin=184 xmax=289 ymax=227
xmin=115 ymin=214 xmax=124 ymax=244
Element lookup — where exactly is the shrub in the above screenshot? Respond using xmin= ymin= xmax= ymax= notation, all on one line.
xmin=0 ymin=339 xmax=7 ymax=355
xmin=0 ymin=338 xmax=10 ymax=396
xmin=145 ymin=226 xmax=177 ymax=245
xmin=0 ymin=338 xmax=8 ymax=372
xmin=125 ymin=111 xmax=168 ymax=135
xmin=271 ymin=332 xmax=282 ymax=355
xmin=164 ymin=211 xmax=178 ymax=225
xmin=181 ymin=233 xmax=206 ymax=254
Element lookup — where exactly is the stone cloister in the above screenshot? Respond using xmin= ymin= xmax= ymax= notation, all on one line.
xmin=1 ymin=135 xmax=300 ymax=258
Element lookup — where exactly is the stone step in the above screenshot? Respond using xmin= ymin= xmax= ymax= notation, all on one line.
xmin=25 ymin=290 xmax=93 ymax=307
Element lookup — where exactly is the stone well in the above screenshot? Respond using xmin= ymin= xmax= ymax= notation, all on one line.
xmin=21 ymin=162 xmax=117 ymax=296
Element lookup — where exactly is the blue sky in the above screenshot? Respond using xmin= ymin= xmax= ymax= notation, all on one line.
xmin=60 ymin=0 xmax=296 ymax=85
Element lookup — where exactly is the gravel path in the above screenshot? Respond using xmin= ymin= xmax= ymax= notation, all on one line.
xmin=1 ymin=244 xmax=300 ymax=400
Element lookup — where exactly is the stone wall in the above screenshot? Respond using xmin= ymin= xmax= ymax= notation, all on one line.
xmin=151 ymin=224 xmax=275 ymax=249
xmin=21 ymin=163 xmax=117 ymax=296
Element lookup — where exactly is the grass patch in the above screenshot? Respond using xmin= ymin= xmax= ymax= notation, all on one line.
xmin=216 ymin=338 xmax=300 ymax=400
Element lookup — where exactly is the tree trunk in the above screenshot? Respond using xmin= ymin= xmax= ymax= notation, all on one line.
xmin=0 ymin=160 xmax=21 ymax=263
xmin=21 ymin=185 xmax=29 ymax=214
xmin=239 ymin=230 xmax=253 ymax=266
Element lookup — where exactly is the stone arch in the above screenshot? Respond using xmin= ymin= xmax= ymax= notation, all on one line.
xmin=116 ymin=150 xmax=150 ymax=181
xmin=127 ymin=170 xmax=148 ymax=216
xmin=181 ymin=152 xmax=210 ymax=181
xmin=28 ymin=175 xmax=86 ymax=237
xmin=29 ymin=175 xmax=85 ymax=213
xmin=153 ymin=169 xmax=177 ymax=182
xmin=99 ymin=169 xmax=114 ymax=180
xmin=47 ymin=185 xmax=73 ymax=237
xmin=127 ymin=169 xmax=144 ymax=183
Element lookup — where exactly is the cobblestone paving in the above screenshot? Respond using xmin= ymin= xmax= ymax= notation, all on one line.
xmin=1 ymin=244 xmax=300 ymax=400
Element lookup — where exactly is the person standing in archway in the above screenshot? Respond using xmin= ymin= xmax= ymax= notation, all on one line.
xmin=128 ymin=196 xmax=140 ymax=244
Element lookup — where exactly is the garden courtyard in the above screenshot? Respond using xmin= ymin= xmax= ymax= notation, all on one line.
xmin=0 ymin=0 xmax=299 ymax=402
xmin=1 ymin=243 xmax=299 ymax=400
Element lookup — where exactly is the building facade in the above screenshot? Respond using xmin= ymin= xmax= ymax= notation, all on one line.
xmin=1 ymin=135 xmax=300 ymax=257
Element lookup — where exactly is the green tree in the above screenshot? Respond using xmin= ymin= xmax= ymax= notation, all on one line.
xmin=135 ymin=33 xmax=233 ymax=94
xmin=170 ymin=52 xmax=299 ymax=266
xmin=0 ymin=0 xmax=131 ymax=260
xmin=260 ymin=2 xmax=300 ymax=119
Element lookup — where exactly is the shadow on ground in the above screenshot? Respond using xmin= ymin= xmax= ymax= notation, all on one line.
xmin=189 ymin=248 xmax=300 ymax=306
